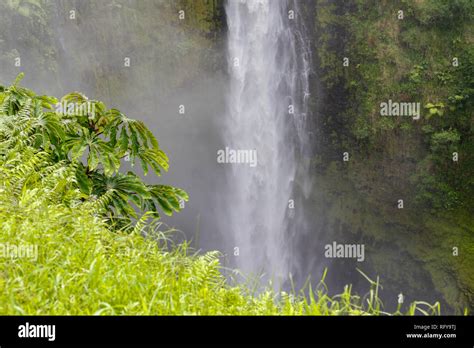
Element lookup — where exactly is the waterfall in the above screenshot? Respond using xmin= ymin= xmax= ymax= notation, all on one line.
xmin=223 ymin=0 xmax=311 ymax=284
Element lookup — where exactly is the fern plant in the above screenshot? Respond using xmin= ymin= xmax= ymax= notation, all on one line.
xmin=0 ymin=73 xmax=188 ymax=226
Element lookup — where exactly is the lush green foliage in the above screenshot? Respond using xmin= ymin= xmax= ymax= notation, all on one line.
xmin=0 ymin=163 xmax=440 ymax=315
xmin=0 ymin=76 xmax=442 ymax=315
xmin=0 ymin=74 xmax=188 ymax=229
xmin=313 ymin=0 xmax=473 ymax=212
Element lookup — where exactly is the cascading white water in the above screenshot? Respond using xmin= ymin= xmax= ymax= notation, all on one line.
xmin=224 ymin=0 xmax=311 ymax=284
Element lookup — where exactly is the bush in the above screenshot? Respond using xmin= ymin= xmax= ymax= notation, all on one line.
xmin=0 ymin=74 xmax=188 ymax=229
xmin=416 ymin=0 xmax=474 ymax=27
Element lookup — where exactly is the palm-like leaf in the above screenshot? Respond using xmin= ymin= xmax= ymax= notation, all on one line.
xmin=91 ymin=172 xmax=151 ymax=219
xmin=147 ymin=184 xmax=189 ymax=216
xmin=64 ymin=127 xmax=120 ymax=176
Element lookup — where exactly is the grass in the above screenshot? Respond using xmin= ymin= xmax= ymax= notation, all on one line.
xmin=0 ymin=155 xmax=442 ymax=315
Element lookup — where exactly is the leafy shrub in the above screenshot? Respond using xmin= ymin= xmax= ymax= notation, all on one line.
xmin=0 ymin=74 xmax=188 ymax=228
xmin=430 ymin=129 xmax=460 ymax=154
xmin=416 ymin=0 xmax=474 ymax=27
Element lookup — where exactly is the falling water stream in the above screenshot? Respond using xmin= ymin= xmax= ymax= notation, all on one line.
xmin=224 ymin=0 xmax=311 ymax=285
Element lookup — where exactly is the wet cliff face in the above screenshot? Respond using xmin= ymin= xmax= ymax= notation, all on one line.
xmin=298 ymin=0 xmax=474 ymax=313
xmin=0 ymin=0 xmax=225 ymax=97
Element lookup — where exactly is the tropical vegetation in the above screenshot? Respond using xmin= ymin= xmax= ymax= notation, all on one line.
xmin=0 ymin=75 xmax=443 ymax=315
